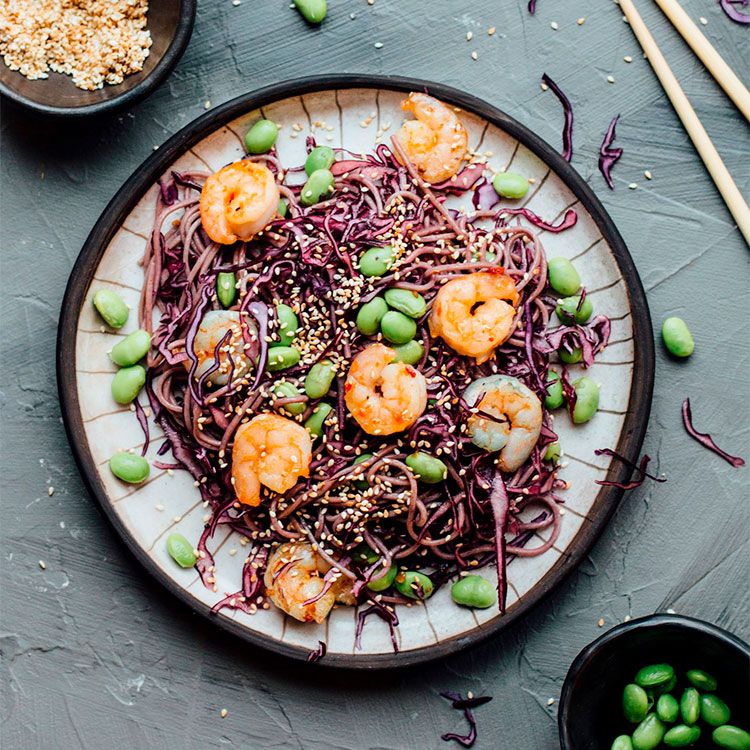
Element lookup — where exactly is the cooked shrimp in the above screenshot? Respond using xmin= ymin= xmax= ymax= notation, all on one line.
xmin=231 ymin=414 xmax=312 ymax=506
xmin=395 ymin=93 xmax=469 ymax=183
xmin=188 ymin=310 xmax=255 ymax=386
xmin=264 ymin=542 xmax=354 ymax=623
xmin=429 ymin=271 xmax=520 ymax=364
xmin=463 ymin=375 xmax=542 ymax=472
xmin=199 ymin=160 xmax=280 ymax=244
xmin=344 ymin=343 xmax=427 ymax=435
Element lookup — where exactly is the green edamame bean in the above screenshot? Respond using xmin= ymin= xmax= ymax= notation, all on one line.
xmin=304 ymin=402 xmax=333 ymax=438
xmin=266 ymin=346 xmax=300 ymax=371
xmin=166 ymin=533 xmax=197 ymax=568
xmin=110 ymin=329 xmax=151 ymax=367
xmin=661 ymin=317 xmax=694 ymax=358
xmin=359 ymin=245 xmax=395 ymax=277
xmin=680 ymin=688 xmax=700 ymax=725
xmin=293 ymin=0 xmax=326 ymax=24
xmin=713 ymin=726 xmax=750 ymax=750
xmin=492 ymin=171 xmax=529 ymax=199
xmin=278 ymin=198 xmax=289 ymax=218
xmin=109 ymin=452 xmax=150 ymax=484
xmin=111 ymin=364 xmax=146 ymax=404
xmin=700 ymin=694 xmax=731 ymax=727
xmin=93 ymin=289 xmax=129 ymax=329
xmin=384 ymin=288 xmax=427 ymax=319
xmin=368 ymin=564 xmax=398 ymax=592
xmin=381 ymin=311 xmax=416 ymax=345
xmin=663 ymin=725 xmax=701 ymax=747
xmin=275 ymin=304 xmax=299 ymax=346
xmin=612 ymin=736 xmax=634 ymax=750
xmin=451 ymin=575 xmax=497 ymax=609
xmin=305 ymin=359 xmax=336 ymax=399
xmin=624 ymin=684 xmax=650 ymax=723
xmin=217 ymin=272 xmax=237 ymax=308
xmin=571 ymin=376 xmax=599 ymax=424
xmin=556 ymin=295 xmax=593 ymax=324
xmin=392 ymin=340 xmax=424 ymax=365
xmin=657 ymin=693 xmax=680 ymax=723
xmin=244 ymin=119 xmax=278 ymax=154
xmin=544 ymin=369 xmax=564 ymax=409
xmin=356 ymin=296 xmax=388 ymax=335
xmin=632 ymin=714 xmax=666 ymax=750
xmin=686 ymin=669 xmax=717 ymax=692
xmin=544 ymin=442 xmax=561 ymax=463
xmin=351 ymin=453 xmax=372 ymax=489
xmin=547 ymin=257 xmax=581 ymax=296
xmin=635 ymin=664 xmax=676 ymax=690
xmin=406 ymin=451 xmax=448 ymax=484
xmin=300 ymin=168 xmax=334 ymax=206
xmin=395 ymin=571 xmax=434 ymax=600
xmin=559 ymin=346 xmax=583 ymax=364
xmin=273 ymin=382 xmax=306 ymax=415
xmin=305 ymin=145 xmax=335 ymax=175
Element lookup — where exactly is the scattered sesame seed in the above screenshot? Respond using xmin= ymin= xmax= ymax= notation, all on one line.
xmin=550 ymin=21 xmax=559 ymax=30
xmin=597 ymin=618 xmax=605 ymax=627
xmin=155 ymin=503 xmax=164 ymax=511
xmin=547 ymin=698 xmax=555 ymax=706
xmin=39 ymin=560 xmax=46 ymax=570
xmin=203 ymin=100 xmax=211 ymax=109
xmin=47 ymin=486 xmax=54 ymax=496
xmin=470 ymin=51 xmax=478 ymax=60
xmin=624 ymin=614 xmax=632 ymax=622
xmin=373 ymin=42 xmax=383 ymax=49
xmin=699 ymin=16 xmax=707 ymax=24
xmin=628 ymin=182 xmax=638 ymax=189
xmin=466 ymin=31 xmax=473 ymax=41
xmin=540 ymin=82 xmax=548 ymax=91
xmin=644 ymin=170 xmax=652 ymax=180
xmin=577 ymin=17 xmax=586 ymax=25
xmin=488 ymin=26 xmax=496 ymax=35
xmin=607 ymin=75 xmax=615 ymax=83
xmin=667 ymin=608 xmax=676 ymax=614
xmin=220 ymin=708 xmax=228 ymax=718
xmin=623 ymin=55 xmax=632 ymax=63
xmin=232 ymin=0 xmax=241 ymax=5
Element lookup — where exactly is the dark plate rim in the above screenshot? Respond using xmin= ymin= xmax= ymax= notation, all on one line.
xmin=0 ymin=0 xmax=196 ymax=117
xmin=56 ymin=74 xmax=655 ymax=669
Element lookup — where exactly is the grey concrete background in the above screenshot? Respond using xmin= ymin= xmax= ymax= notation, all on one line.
xmin=1 ymin=0 xmax=748 ymax=747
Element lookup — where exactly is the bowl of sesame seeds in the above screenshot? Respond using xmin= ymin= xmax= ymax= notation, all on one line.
xmin=0 ymin=0 xmax=196 ymax=116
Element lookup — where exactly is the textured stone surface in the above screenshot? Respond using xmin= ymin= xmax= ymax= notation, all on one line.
xmin=1 ymin=0 xmax=748 ymax=747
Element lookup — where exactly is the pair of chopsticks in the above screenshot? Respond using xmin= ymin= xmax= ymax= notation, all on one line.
xmin=619 ymin=0 xmax=750 ymax=245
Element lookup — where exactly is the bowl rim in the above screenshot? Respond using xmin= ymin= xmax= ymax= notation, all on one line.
xmin=0 ymin=0 xmax=196 ymax=117
xmin=558 ymin=613 xmax=750 ymax=748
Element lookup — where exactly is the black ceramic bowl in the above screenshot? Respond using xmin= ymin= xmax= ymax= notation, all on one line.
xmin=559 ymin=614 xmax=750 ymax=750
xmin=0 ymin=0 xmax=196 ymax=116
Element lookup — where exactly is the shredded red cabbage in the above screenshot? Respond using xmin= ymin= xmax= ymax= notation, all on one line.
xmin=307 ymin=640 xmax=327 ymax=662
xmin=133 ymin=398 xmax=150 ymax=456
xmin=541 ymin=74 xmax=574 ymax=162
xmin=528 ymin=0 xmax=537 ymax=13
xmin=719 ymin=0 xmax=750 ymax=24
xmin=488 ymin=473 xmax=509 ymax=613
xmin=682 ymin=399 xmax=746 ymax=468
xmin=440 ymin=691 xmax=491 ymax=748
xmin=594 ymin=448 xmax=666 ymax=489
xmin=598 ymin=115 xmax=623 ymax=190
xmin=355 ymin=601 xmax=399 ymax=652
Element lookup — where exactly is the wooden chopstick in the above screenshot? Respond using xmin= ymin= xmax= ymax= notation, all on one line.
xmin=654 ymin=0 xmax=750 ymax=121
xmin=620 ymin=0 xmax=750 ymax=245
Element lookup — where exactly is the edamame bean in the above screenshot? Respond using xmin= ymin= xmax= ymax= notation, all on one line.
xmin=544 ymin=369 xmax=564 ymax=409
xmin=680 ymin=688 xmax=700 ymax=725
xmin=244 ymin=119 xmax=278 ymax=154
xmin=571 ymin=376 xmax=599 ymax=424
xmin=93 ymin=289 xmax=129 ymax=329
xmin=700 ymin=694 xmax=731 ymax=727
xmin=110 ymin=329 xmax=151 ymax=367
xmin=451 ymin=575 xmax=497 ymax=609
xmin=111 ymin=364 xmax=146 ymax=404
xmin=624 ymin=684 xmax=650 ymax=723
xmin=278 ymin=198 xmax=288 ymax=218
xmin=492 ymin=171 xmax=529 ymax=199
xmin=406 ymin=451 xmax=447 ymax=484
xmin=559 ymin=346 xmax=583 ymax=364
xmin=686 ymin=669 xmax=717 ymax=692
xmin=657 ymin=693 xmax=680 ymax=723
xmin=305 ymin=145 xmax=335 ymax=175
xmin=300 ymin=168 xmax=334 ymax=206
xmin=547 ymin=257 xmax=581 ymax=296
xmin=293 ymin=0 xmax=326 ymax=24
xmin=384 ymin=288 xmax=427 ymax=318
xmin=304 ymin=402 xmax=333 ymax=438
xmin=304 ymin=359 xmax=336 ymax=398
xmin=713 ymin=726 xmax=750 ymax=750
xmin=381 ymin=311 xmax=416 ymax=345
xmin=544 ymin=442 xmax=561 ymax=463
xmin=368 ymin=564 xmax=398 ymax=592
xmin=356 ymin=296 xmax=388 ymax=335
xmin=166 ymin=533 xmax=197 ymax=568
xmin=395 ymin=571 xmax=434 ymax=600
xmin=632 ymin=714 xmax=666 ymax=750
xmin=663 ymin=725 xmax=701 ymax=747
xmin=266 ymin=346 xmax=300 ymax=371
xmin=635 ymin=664 xmax=676 ymax=690
xmin=109 ymin=452 xmax=150 ymax=484
xmin=661 ymin=317 xmax=694 ymax=358
xmin=217 ymin=272 xmax=237 ymax=308
xmin=392 ymin=340 xmax=424 ymax=365
xmin=556 ymin=295 xmax=593 ymax=324
xmin=273 ymin=382 xmax=306 ymax=415
xmin=275 ymin=304 xmax=299 ymax=346
xmin=359 ymin=245 xmax=395 ymax=277
xmin=352 ymin=453 xmax=372 ymax=489
xmin=612 ymin=736 xmax=634 ymax=750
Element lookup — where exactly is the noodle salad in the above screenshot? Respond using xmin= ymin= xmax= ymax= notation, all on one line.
xmin=101 ymin=92 xmax=611 ymax=643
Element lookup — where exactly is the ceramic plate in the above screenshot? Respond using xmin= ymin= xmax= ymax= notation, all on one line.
xmin=57 ymin=76 xmax=654 ymax=668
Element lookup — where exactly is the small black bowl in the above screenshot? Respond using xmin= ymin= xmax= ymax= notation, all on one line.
xmin=559 ymin=614 xmax=750 ymax=750
xmin=0 ymin=0 xmax=196 ymax=117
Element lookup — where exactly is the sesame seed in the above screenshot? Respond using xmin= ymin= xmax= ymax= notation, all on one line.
xmin=597 ymin=617 xmax=605 ymax=627
xmin=38 ymin=560 xmax=46 ymax=570
xmin=47 ymin=486 xmax=54 ymax=496
xmin=547 ymin=698 xmax=555 ymax=706
xmin=488 ymin=26 xmax=496 ymax=35
xmin=550 ymin=21 xmax=559 ymax=30
xmin=220 ymin=708 xmax=228 ymax=718
xmin=373 ymin=42 xmax=383 ymax=49
xmin=466 ymin=31 xmax=473 ymax=41
xmin=699 ymin=16 xmax=707 ymax=24
xmin=470 ymin=51 xmax=478 ymax=60
xmin=540 ymin=82 xmax=548 ymax=91
xmin=577 ymin=16 xmax=586 ymax=25
xmin=623 ymin=55 xmax=632 ymax=63
xmin=607 ymin=75 xmax=615 ymax=83
xmin=628 ymin=182 xmax=638 ymax=189
xmin=203 ymin=100 xmax=211 ymax=109
xmin=644 ymin=170 xmax=652 ymax=180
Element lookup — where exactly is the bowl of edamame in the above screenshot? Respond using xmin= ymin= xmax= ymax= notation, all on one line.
xmin=559 ymin=614 xmax=750 ymax=750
